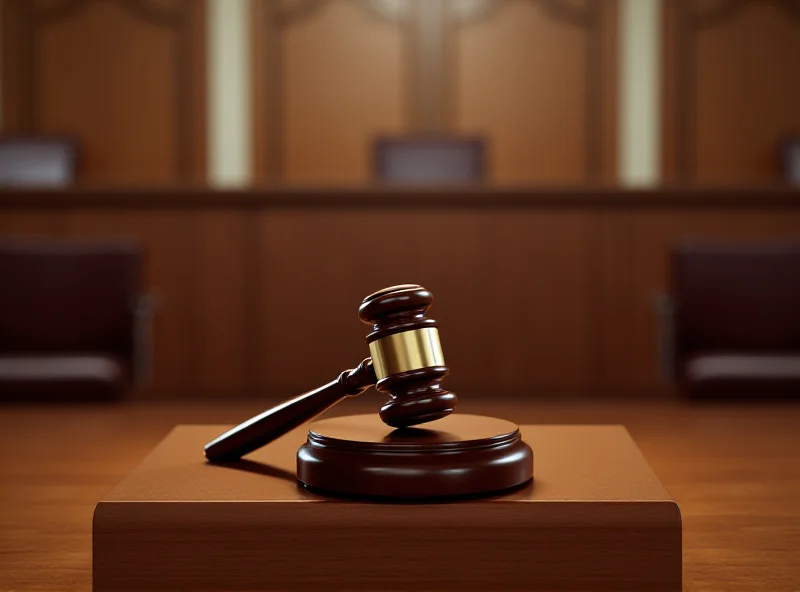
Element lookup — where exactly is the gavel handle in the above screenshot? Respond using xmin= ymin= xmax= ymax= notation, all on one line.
xmin=204 ymin=358 xmax=376 ymax=462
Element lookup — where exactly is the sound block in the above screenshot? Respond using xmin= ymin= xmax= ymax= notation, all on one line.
xmin=298 ymin=414 xmax=532 ymax=499
xmin=93 ymin=423 xmax=682 ymax=591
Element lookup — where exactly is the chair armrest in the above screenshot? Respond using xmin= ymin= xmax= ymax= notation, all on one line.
xmin=132 ymin=293 xmax=157 ymax=385
xmin=653 ymin=293 xmax=676 ymax=383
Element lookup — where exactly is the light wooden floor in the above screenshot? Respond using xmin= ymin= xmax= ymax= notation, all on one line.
xmin=1 ymin=397 xmax=799 ymax=591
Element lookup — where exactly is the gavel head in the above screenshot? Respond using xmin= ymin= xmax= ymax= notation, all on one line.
xmin=358 ymin=284 xmax=457 ymax=428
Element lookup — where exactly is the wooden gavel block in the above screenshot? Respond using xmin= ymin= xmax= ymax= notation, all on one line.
xmin=204 ymin=284 xmax=533 ymax=500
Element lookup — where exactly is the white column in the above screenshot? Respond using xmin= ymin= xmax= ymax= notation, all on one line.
xmin=208 ymin=0 xmax=253 ymax=186
xmin=619 ymin=0 xmax=661 ymax=187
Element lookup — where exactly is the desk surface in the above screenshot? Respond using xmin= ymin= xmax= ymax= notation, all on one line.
xmin=1 ymin=398 xmax=799 ymax=591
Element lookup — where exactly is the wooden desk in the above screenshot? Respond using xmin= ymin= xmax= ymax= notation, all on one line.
xmin=1 ymin=398 xmax=799 ymax=590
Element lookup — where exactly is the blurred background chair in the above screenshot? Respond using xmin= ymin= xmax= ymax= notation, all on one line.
xmin=779 ymin=135 xmax=800 ymax=186
xmin=0 ymin=136 xmax=78 ymax=187
xmin=657 ymin=241 xmax=800 ymax=398
xmin=373 ymin=136 xmax=485 ymax=184
xmin=0 ymin=239 xmax=152 ymax=401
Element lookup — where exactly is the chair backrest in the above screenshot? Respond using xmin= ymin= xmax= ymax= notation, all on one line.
xmin=672 ymin=241 xmax=800 ymax=356
xmin=0 ymin=239 xmax=142 ymax=355
xmin=0 ymin=136 xmax=78 ymax=187
xmin=779 ymin=135 xmax=800 ymax=185
xmin=373 ymin=136 xmax=485 ymax=183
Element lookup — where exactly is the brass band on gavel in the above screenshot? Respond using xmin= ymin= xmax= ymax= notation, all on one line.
xmin=368 ymin=327 xmax=445 ymax=380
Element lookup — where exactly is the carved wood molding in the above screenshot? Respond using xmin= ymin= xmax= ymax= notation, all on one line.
xmin=255 ymin=0 xmax=610 ymax=181
xmin=32 ymin=0 xmax=184 ymax=27
xmin=6 ymin=0 xmax=204 ymax=180
xmin=445 ymin=0 xmax=598 ymax=27
xmin=271 ymin=0 xmax=415 ymax=27
xmin=257 ymin=0 xmax=416 ymax=179
xmin=442 ymin=0 xmax=603 ymax=180
xmin=275 ymin=0 xmax=600 ymax=28
xmin=685 ymin=0 xmax=800 ymax=29
xmin=671 ymin=0 xmax=800 ymax=181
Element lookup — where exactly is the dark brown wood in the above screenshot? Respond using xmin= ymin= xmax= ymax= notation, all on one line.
xmin=450 ymin=0 xmax=618 ymax=183
xmin=0 ymin=0 xmax=207 ymax=183
xmin=93 ymin=419 xmax=678 ymax=591
xmin=297 ymin=413 xmax=532 ymax=499
xmin=0 ymin=187 xmax=798 ymax=399
xmin=204 ymin=359 xmax=376 ymax=462
xmin=2 ymin=400 xmax=799 ymax=590
xmin=663 ymin=0 xmax=800 ymax=184
xmin=359 ymin=284 xmax=457 ymax=426
xmin=1 ymin=185 xmax=800 ymax=208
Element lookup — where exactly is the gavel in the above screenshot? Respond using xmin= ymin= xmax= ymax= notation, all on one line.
xmin=204 ymin=284 xmax=457 ymax=462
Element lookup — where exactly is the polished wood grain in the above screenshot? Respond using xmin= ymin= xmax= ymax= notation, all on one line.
xmin=358 ymin=284 xmax=457 ymax=426
xmin=194 ymin=210 xmax=249 ymax=393
xmin=0 ymin=187 xmax=799 ymax=398
xmin=455 ymin=0 xmax=618 ymax=183
xmin=663 ymin=0 xmax=800 ymax=184
xmin=62 ymin=209 xmax=202 ymax=394
xmin=204 ymin=358 xmax=376 ymax=462
xmin=250 ymin=0 xmax=617 ymax=184
xmin=1 ymin=399 xmax=798 ymax=590
xmin=95 ymin=423 xmax=668 ymax=590
xmin=283 ymin=1 xmax=406 ymax=183
xmin=250 ymin=0 xmax=407 ymax=182
xmin=1 ymin=0 xmax=206 ymax=183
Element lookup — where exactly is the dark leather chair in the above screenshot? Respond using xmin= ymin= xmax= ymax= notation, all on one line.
xmin=657 ymin=241 xmax=800 ymax=398
xmin=373 ymin=136 xmax=485 ymax=183
xmin=0 ymin=239 xmax=152 ymax=401
xmin=0 ymin=136 xmax=78 ymax=187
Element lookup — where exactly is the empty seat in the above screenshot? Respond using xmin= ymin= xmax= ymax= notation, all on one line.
xmin=0 ymin=239 xmax=151 ymax=401
xmin=660 ymin=241 xmax=800 ymax=398
xmin=373 ymin=136 xmax=485 ymax=183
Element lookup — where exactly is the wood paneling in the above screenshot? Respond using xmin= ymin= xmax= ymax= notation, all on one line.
xmin=252 ymin=0 xmax=618 ymax=184
xmin=1 ymin=187 xmax=799 ymax=398
xmin=454 ymin=0 xmax=618 ymax=183
xmin=258 ymin=209 xmax=594 ymax=393
xmin=596 ymin=208 xmax=800 ymax=389
xmin=1 ymin=0 xmax=206 ymax=183
xmin=62 ymin=209 xmax=201 ymax=394
xmin=283 ymin=2 xmax=407 ymax=183
xmin=0 ymin=209 xmax=64 ymax=236
xmin=194 ymin=210 xmax=249 ymax=393
xmin=663 ymin=0 xmax=800 ymax=184
xmin=59 ymin=209 xmax=254 ymax=396
xmin=252 ymin=0 xmax=408 ymax=182
xmin=5 ymin=400 xmax=800 ymax=591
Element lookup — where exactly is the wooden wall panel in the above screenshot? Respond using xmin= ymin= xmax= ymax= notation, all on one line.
xmin=283 ymin=1 xmax=407 ymax=183
xmin=252 ymin=0 xmax=617 ymax=184
xmin=0 ymin=210 xmax=64 ymax=236
xmin=257 ymin=210 xmax=465 ymax=392
xmin=2 ymin=190 xmax=798 ymax=398
xmin=257 ymin=209 xmax=594 ymax=394
xmin=63 ymin=210 xmax=201 ymax=395
xmin=1 ymin=0 xmax=206 ymax=183
xmin=664 ymin=0 xmax=800 ymax=184
xmin=194 ymin=210 xmax=250 ymax=393
xmin=598 ymin=209 xmax=800 ymax=389
xmin=480 ymin=211 xmax=594 ymax=390
xmin=252 ymin=0 xmax=407 ymax=182
xmin=454 ymin=0 xmax=618 ymax=183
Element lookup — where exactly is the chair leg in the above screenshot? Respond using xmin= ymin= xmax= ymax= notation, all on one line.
xmin=653 ymin=293 xmax=676 ymax=384
xmin=132 ymin=293 xmax=157 ymax=386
